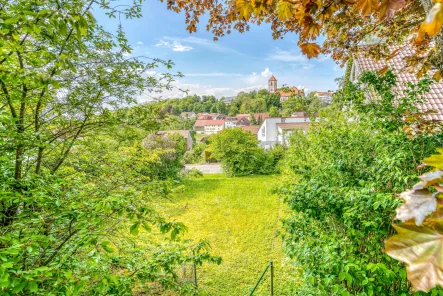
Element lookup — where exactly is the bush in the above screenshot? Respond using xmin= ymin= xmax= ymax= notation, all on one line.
xmin=279 ymin=73 xmax=443 ymax=295
xmin=208 ymin=128 xmax=283 ymax=176
xmin=186 ymin=168 xmax=204 ymax=178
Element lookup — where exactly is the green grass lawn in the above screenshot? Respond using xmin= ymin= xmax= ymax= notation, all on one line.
xmin=155 ymin=174 xmax=298 ymax=295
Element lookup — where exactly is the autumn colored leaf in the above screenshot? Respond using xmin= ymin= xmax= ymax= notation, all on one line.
xmin=277 ymin=1 xmax=294 ymax=20
xmin=417 ymin=3 xmax=443 ymax=41
xmin=357 ymin=0 xmax=378 ymax=16
xmin=423 ymin=148 xmax=443 ymax=169
xmin=413 ymin=170 xmax=443 ymax=191
xmin=378 ymin=0 xmax=405 ymax=20
xmin=434 ymin=71 xmax=442 ymax=81
xmin=377 ymin=65 xmax=389 ymax=75
xmin=300 ymin=42 xmax=321 ymax=58
xmin=395 ymin=189 xmax=437 ymax=225
xmin=236 ymin=0 xmax=254 ymax=20
xmin=385 ymin=222 xmax=443 ymax=292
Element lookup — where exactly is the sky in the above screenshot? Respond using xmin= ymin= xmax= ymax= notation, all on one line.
xmin=95 ymin=1 xmax=344 ymax=101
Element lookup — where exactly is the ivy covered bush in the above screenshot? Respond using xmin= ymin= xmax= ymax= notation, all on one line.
xmin=280 ymin=72 xmax=443 ymax=295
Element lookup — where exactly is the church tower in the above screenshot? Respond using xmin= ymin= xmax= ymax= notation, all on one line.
xmin=268 ymin=75 xmax=277 ymax=93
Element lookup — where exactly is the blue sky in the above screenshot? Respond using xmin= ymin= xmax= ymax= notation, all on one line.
xmin=95 ymin=1 xmax=344 ymax=101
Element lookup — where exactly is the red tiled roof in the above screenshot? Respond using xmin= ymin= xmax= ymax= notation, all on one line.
xmin=253 ymin=113 xmax=269 ymax=121
xmin=355 ymin=46 xmax=443 ymax=121
xmin=240 ymin=125 xmax=260 ymax=135
xmin=278 ymin=87 xmax=303 ymax=97
xmin=276 ymin=122 xmax=310 ymax=131
xmin=194 ymin=119 xmax=225 ymax=127
xmin=269 ymin=75 xmax=277 ymax=81
xmin=316 ymin=91 xmax=333 ymax=96
xmin=236 ymin=114 xmax=250 ymax=119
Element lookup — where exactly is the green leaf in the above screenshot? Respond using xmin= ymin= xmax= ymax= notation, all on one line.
xmin=130 ymin=222 xmax=139 ymax=235
xmin=101 ymin=241 xmax=114 ymax=253
xmin=142 ymin=222 xmax=151 ymax=232
xmin=29 ymin=281 xmax=38 ymax=292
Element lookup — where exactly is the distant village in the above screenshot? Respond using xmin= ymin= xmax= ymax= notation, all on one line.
xmin=160 ymin=76 xmax=333 ymax=150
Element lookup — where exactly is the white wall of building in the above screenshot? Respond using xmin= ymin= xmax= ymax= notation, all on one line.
xmin=258 ymin=117 xmax=309 ymax=143
xmin=204 ymin=124 xmax=224 ymax=134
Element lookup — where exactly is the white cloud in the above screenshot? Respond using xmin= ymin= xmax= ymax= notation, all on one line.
xmin=267 ymin=49 xmax=307 ymax=63
xmin=172 ymin=41 xmax=193 ymax=52
xmin=122 ymin=52 xmax=132 ymax=57
xmin=136 ymin=79 xmax=267 ymax=102
xmin=137 ymin=41 xmax=144 ymax=45
xmin=246 ymin=68 xmax=272 ymax=85
xmin=303 ymin=65 xmax=314 ymax=70
xmin=163 ymin=36 xmax=248 ymax=56
xmin=153 ymin=39 xmax=193 ymax=52
xmin=154 ymin=40 xmax=170 ymax=48
xmin=186 ymin=72 xmax=244 ymax=77
xmin=261 ymin=67 xmax=272 ymax=78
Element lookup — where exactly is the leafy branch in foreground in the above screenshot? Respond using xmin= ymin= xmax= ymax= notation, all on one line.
xmin=386 ymin=148 xmax=443 ymax=292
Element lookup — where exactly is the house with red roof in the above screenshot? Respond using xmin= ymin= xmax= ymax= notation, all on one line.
xmin=351 ymin=46 xmax=443 ymax=121
xmin=268 ymin=76 xmax=304 ymax=102
xmin=194 ymin=119 xmax=225 ymax=135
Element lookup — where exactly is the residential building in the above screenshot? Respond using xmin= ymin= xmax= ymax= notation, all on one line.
xmin=156 ymin=130 xmax=193 ymax=150
xmin=258 ymin=117 xmax=312 ymax=148
xmin=224 ymin=117 xmax=238 ymax=128
xmin=236 ymin=113 xmax=250 ymax=119
xmin=236 ymin=117 xmax=250 ymax=126
xmin=240 ymin=125 xmax=260 ymax=137
xmin=351 ymin=46 xmax=443 ymax=120
xmin=315 ymin=91 xmax=334 ymax=103
xmin=179 ymin=112 xmax=196 ymax=119
xmin=194 ymin=119 xmax=225 ymax=135
xmin=276 ymin=123 xmax=309 ymax=146
xmin=209 ymin=113 xmax=226 ymax=120
xmin=253 ymin=113 xmax=269 ymax=124
xmin=268 ymin=76 xmax=304 ymax=103
xmin=223 ymin=96 xmax=234 ymax=105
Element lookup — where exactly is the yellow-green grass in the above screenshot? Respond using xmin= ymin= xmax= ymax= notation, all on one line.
xmin=154 ymin=174 xmax=298 ymax=295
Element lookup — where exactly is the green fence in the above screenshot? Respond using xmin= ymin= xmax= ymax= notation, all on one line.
xmin=249 ymin=261 xmax=274 ymax=296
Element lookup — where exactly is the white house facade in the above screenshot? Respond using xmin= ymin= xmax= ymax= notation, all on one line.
xmin=258 ymin=117 xmax=311 ymax=148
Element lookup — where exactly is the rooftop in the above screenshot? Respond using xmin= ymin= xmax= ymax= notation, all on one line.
xmin=194 ymin=119 xmax=225 ymax=127
xmin=355 ymin=46 xmax=443 ymax=121
xmin=276 ymin=122 xmax=310 ymax=131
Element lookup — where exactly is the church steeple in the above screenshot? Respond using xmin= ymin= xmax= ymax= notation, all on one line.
xmin=268 ymin=75 xmax=277 ymax=92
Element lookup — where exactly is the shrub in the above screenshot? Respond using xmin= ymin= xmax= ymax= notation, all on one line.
xmin=186 ymin=168 xmax=204 ymax=178
xmin=280 ymin=73 xmax=443 ymax=295
xmin=208 ymin=128 xmax=283 ymax=176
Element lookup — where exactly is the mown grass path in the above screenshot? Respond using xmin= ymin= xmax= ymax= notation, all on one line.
xmin=156 ymin=174 xmax=298 ymax=295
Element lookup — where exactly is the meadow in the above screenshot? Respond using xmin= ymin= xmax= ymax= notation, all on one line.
xmin=154 ymin=174 xmax=299 ymax=295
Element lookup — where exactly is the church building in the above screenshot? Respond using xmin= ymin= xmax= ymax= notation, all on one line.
xmin=268 ymin=75 xmax=303 ymax=102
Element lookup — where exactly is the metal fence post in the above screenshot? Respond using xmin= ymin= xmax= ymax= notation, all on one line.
xmin=270 ymin=261 xmax=274 ymax=296
xmin=193 ymin=262 xmax=198 ymax=288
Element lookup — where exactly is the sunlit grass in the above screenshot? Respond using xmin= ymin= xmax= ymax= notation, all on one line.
xmin=154 ymin=174 xmax=299 ymax=295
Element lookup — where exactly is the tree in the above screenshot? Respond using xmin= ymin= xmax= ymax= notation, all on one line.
xmin=161 ymin=0 xmax=443 ymax=78
xmin=282 ymin=96 xmax=307 ymax=116
xmin=269 ymin=106 xmax=281 ymax=117
xmin=208 ymin=128 xmax=280 ymax=176
xmin=0 ymin=0 xmax=219 ymax=294
xmin=229 ymin=104 xmax=239 ymax=116
xmin=265 ymin=93 xmax=281 ymax=109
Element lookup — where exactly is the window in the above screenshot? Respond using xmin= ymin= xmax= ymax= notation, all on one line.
xmin=281 ymin=118 xmax=286 ymax=123
xmin=262 ymin=126 xmax=265 ymax=137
